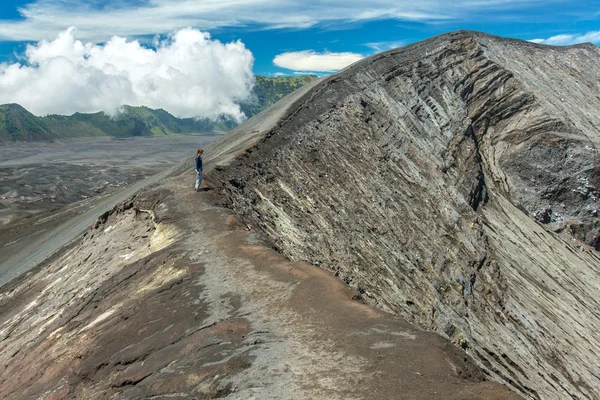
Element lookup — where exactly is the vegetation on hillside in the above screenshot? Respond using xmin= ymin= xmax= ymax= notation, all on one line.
xmin=42 ymin=106 xmax=235 ymax=139
xmin=0 ymin=104 xmax=54 ymax=142
xmin=0 ymin=75 xmax=318 ymax=142
xmin=240 ymin=75 xmax=318 ymax=117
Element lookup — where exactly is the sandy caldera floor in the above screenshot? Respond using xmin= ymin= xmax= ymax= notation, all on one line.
xmin=0 ymin=135 xmax=217 ymax=286
xmin=0 ymin=135 xmax=217 ymax=227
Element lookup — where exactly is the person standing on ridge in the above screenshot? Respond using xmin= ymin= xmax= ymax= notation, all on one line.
xmin=195 ymin=148 xmax=204 ymax=191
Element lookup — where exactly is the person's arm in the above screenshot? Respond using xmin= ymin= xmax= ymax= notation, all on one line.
xmin=199 ymin=157 xmax=203 ymax=171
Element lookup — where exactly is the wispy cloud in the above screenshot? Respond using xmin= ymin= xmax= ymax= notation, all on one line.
xmin=0 ymin=0 xmax=565 ymax=42
xmin=364 ymin=40 xmax=407 ymax=53
xmin=0 ymin=27 xmax=255 ymax=119
xmin=274 ymin=51 xmax=363 ymax=72
xmin=530 ymin=30 xmax=600 ymax=45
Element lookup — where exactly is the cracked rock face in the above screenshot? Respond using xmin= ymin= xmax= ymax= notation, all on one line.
xmin=211 ymin=31 xmax=600 ymax=399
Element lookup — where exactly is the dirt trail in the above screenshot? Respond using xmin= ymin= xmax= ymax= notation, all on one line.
xmin=168 ymin=174 xmax=522 ymax=399
xmin=0 ymin=79 xmax=322 ymax=290
xmin=0 ymin=170 xmax=520 ymax=399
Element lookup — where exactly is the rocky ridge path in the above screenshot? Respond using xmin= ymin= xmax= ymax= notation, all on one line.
xmin=0 ymin=173 xmax=520 ymax=399
xmin=2 ymin=30 xmax=599 ymax=399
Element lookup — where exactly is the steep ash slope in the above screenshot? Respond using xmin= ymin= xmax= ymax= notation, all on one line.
xmin=210 ymin=31 xmax=600 ymax=399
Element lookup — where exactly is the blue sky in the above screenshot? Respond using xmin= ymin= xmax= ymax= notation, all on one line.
xmin=1 ymin=0 xmax=599 ymax=75
xmin=0 ymin=0 xmax=599 ymax=117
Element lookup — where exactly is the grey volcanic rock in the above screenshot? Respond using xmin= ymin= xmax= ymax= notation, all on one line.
xmin=209 ymin=31 xmax=600 ymax=399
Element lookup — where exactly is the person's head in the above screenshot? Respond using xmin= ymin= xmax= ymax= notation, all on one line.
xmin=197 ymin=148 xmax=204 ymax=156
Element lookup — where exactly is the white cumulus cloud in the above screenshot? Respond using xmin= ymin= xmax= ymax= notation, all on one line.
xmin=273 ymin=51 xmax=363 ymax=72
xmin=0 ymin=27 xmax=255 ymax=120
xmin=529 ymin=30 xmax=600 ymax=46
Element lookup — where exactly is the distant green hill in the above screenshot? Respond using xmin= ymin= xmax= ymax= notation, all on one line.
xmin=240 ymin=75 xmax=318 ymax=117
xmin=0 ymin=104 xmax=55 ymax=142
xmin=0 ymin=75 xmax=318 ymax=142
xmin=42 ymin=106 xmax=236 ymax=139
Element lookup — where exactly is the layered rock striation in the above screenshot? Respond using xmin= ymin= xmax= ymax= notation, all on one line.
xmin=210 ymin=31 xmax=600 ymax=399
